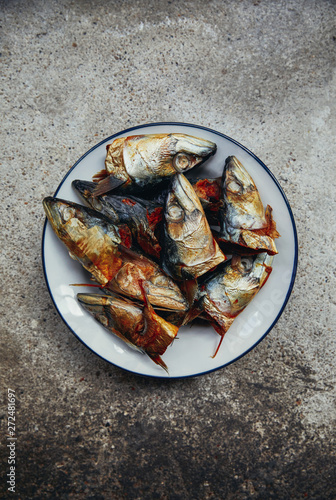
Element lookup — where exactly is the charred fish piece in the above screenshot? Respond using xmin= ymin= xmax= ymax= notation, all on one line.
xmin=217 ymin=156 xmax=279 ymax=255
xmin=196 ymin=253 xmax=273 ymax=356
xmin=43 ymin=197 xmax=188 ymax=312
xmin=77 ymin=291 xmax=178 ymax=372
xmin=73 ymin=179 xmax=163 ymax=259
xmin=92 ymin=133 xmax=217 ymax=196
xmin=161 ymin=173 xmax=226 ymax=281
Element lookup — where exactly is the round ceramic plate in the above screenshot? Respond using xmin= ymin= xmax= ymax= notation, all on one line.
xmin=42 ymin=122 xmax=298 ymax=378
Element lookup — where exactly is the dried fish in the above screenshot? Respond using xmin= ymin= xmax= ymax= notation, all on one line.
xmin=43 ymin=134 xmax=282 ymax=372
xmin=195 ymin=253 xmax=273 ymax=356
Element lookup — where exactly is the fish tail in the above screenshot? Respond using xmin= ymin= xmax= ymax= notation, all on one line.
xmin=148 ymin=354 xmax=169 ymax=373
xmin=92 ymin=169 xmax=108 ymax=182
xmin=265 ymin=205 xmax=281 ymax=239
xmin=212 ymin=334 xmax=225 ymax=358
xmin=181 ymin=305 xmax=202 ymax=326
xmin=207 ymin=314 xmax=234 ymax=357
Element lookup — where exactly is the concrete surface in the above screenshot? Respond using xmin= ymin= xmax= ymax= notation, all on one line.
xmin=1 ymin=0 xmax=335 ymax=498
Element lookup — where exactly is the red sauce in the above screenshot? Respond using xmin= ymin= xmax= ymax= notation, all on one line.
xmin=122 ymin=198 xmax=136 ymax=206
xmin=146 ymin=207 xmax=163 ymax=230
xmin=194 ymin=179 xmax=221 ymax=201
xmin=118 ymin=225 xmax=132 ymax=248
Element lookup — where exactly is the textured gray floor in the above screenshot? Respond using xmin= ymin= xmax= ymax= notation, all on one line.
xmin=1 ymin=0 xmax=335 ymax=498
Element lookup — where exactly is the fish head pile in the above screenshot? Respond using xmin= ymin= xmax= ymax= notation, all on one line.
xmin=162 ymin=174 xmax=225 ymax=280
xmin=44 ymin=131 xmax=282 ymax=369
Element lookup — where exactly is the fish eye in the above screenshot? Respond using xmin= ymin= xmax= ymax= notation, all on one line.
xmin=151 ymin=275 xmax=169 ymax=286
xmin=166 ymin=203 xmax=184 ymax=221
xmin=173 ymin=153 xmax=192 ymax=172
xmin=240 ymin=257 xmax=253 ymax=272
xmin=226 ymin=180 xmax=243 ymax=194
xmin=61 ymin=206 xmax=76 ymax=221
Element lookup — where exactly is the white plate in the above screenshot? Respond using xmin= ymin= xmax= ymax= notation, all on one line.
xmin=42 ymin=122 xmax=298 ymax=378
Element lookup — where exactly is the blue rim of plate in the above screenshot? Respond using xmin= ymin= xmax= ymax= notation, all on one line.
xmin=41 ymin=122 xmax=298 ymax=379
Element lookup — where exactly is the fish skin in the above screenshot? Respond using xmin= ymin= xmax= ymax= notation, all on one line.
xmin=72 ymin=179 xmax=162 ymax=259
xmin=218 ymin=156 xmax=279 ymax=255
xmin=105 ymin=246 xmax=188 ymax=312
xmin=43 ymin=197 xmax=188 ymax=312
xmin=77 ymin=292 xmax=179 ymax=371
xmin=161 ymin=174 xmax=226 ymax=281
xmin=43 ymin=197 xmax=124 ymax=285
xmin=93 ymin=133 xmax=217 ymax=196
xmin=198 ymin=253 xmax=273 ymax=339
xmin=43 ymin=196 xmax=122 ymax=243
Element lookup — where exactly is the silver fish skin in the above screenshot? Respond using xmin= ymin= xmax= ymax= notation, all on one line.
xmin=43 ymin=197 xmax=121 ymax=245
xmin=93 ymin=133 xmax=217 ymax=196
xmin=161 ymin=173 xmax=226 ymax=280
xmin=198 ymin=252 xmax=273 ymax=336
xmin=221 ymin=156 xmax=266 ymax=231
xmin=218 ymin=156 xmax=279 ymax=255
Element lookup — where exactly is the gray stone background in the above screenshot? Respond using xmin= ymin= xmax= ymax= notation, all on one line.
xmin=1 ymin=0 xmax=335 ymax=498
